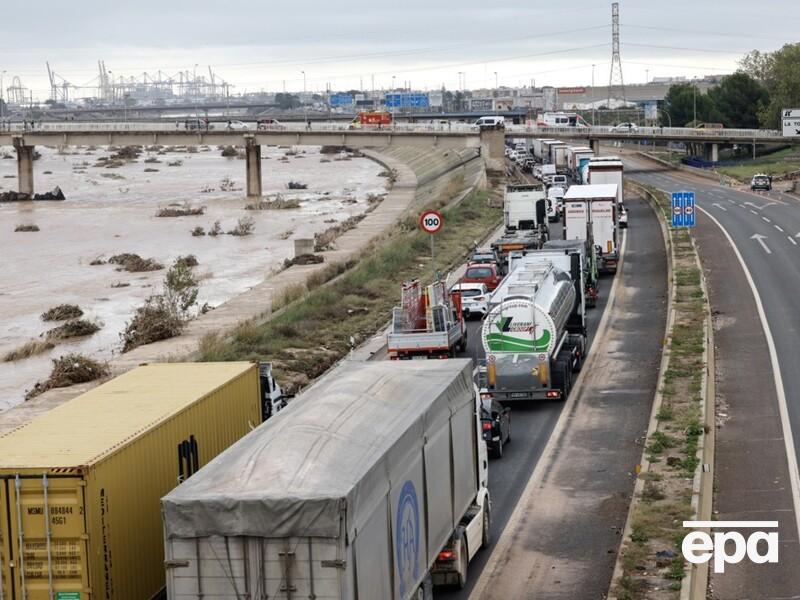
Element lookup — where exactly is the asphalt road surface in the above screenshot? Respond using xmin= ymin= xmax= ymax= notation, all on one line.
xmin=624 ymin=155 xmax=800 ymax=597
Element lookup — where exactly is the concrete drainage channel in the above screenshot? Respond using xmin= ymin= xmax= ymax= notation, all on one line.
xmin=609 ymin=182 xmax=715 ymax=600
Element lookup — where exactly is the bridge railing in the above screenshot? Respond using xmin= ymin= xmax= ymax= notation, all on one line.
xmin=504 ymin=124 xmax=782 ymax=139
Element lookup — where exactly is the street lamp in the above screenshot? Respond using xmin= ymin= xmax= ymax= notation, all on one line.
xmin=591 ymin=64 xmax=596 ymax=126
xmin=301 ymin=71 xmax=307 ymax=128
xmin=692 ymin=77 xmax=697 ymax=126
xmin=494 ymin=71 xmax=498 ymax=90
xmin=0 ymin=70 xmax=6 ymax=121
xmin=193 ymin=63 xmax=199 ymax=119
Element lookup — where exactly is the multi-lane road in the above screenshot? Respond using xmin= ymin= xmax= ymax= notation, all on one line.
xmin=625 ymin=155 xmax=800 ymax=596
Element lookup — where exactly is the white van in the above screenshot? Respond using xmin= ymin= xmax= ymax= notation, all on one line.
xmin=475 ymin=115 xmax=505 ymax=129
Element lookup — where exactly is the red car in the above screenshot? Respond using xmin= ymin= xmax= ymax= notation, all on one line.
xmin=461 ymin=262 xmax=502 ymax=291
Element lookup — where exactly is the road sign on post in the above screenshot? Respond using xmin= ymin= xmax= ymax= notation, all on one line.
xmin=671 ymin=192 xmax=684 ymax=227
xmin=782 ymin=108 xmax=800 ymax=138
xmin=683 ymin=192 xmax=696 ymax=227
xmin=419 ymin=210 xmax=444 ymax=277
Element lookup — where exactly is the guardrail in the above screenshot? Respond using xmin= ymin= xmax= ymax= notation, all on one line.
xmin=505 ymin=124 xmax=783 ymax=139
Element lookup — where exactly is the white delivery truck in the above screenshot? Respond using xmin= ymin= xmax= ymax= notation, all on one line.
xmin=503 ymin=183 xmax=548 ymax=233
xmin=587 ymin=157 xmax=624 ymax=209
xmin=532 ymin=138 xmax=556 ymax=161
xmin=548 ymin=142 xmax=569 ymax=173
xmin=563 ymin=183 xmax=619 ymax=274
xmin=480 ymin=251 xmax=586 ymax=402
xmin=162 ymin=360 xmax=491 ymax=599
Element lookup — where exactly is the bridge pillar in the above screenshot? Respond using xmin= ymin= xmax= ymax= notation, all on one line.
xmin=704 ymin=142 xmax=719 ymax=163
xmin=479 ymin=126 xmax=505 ymax=172
xmin=13 ymin=138 xmax=35 ymax=197
xmin=590 ymin=139 xmax=600 ymax=155
xmin=245 ymin=138 xmax=262 ymax=198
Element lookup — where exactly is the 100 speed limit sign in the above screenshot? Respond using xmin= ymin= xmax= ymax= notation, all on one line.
xmin=419 ymin=210 xmax=444 ymax=234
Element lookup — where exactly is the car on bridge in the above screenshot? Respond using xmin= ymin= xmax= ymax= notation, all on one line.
xmin=257 ymin=118 xmax=286 ymax=130
xmin=611 ymin=122 xmax=639 ymax=133
xmin=751 ymin=173 xmax=773 ymax=191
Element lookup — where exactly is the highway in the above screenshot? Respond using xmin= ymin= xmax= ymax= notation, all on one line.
xmin=624 ymin=155 xmax=800 ymax=596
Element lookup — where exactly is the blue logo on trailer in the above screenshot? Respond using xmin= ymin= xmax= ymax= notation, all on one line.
xmin=671 ymin=192 xmax=684 ymax=227
xmin=395 ymin=480 xmax=420 ymax=597
xmin=683 ymin=192 xmax=696 ymax=227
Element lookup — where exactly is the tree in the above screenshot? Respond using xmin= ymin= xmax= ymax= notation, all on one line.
xmin=661 ymin=83 xmax=717 ymax=127
xmin=707 ymin=72 xmax=769 ymax=129
xmin=753 ymin=43 xmax=800 ymax=129
xmin=274 ymin=93 xmax=300 ymax=110
xmin=740 ymin=50 xmax=777 ymax=88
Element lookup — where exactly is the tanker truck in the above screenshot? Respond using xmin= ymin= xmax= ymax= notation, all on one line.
xmin=162 ymin=360 xmax=491 ymax=600
xmin=479 ymin=252 xmax=586 ymax=402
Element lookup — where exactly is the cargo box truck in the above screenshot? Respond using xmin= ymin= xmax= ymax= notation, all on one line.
xmin=503 ymin=183 xmax=547 ymax=233
xmin=0 ymin=362 xmax=264 ymax=600
xmin=480 ymin=251 xmax=586 ymax=402
xmin=532 ymin=138 xmax=556 ymax=161
xmin=162 ymin=360 xmax=491 ymax=600
xmin=563 ymin=183 xmax=620 ymax=274
xmin=587 ymin=157 xmax=624 ymax=209
xmin=548 ymin=142 xmax=568 ymax=173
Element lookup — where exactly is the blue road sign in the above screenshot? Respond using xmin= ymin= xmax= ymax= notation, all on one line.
xmin=671 ymin=192 xmax=684 ymax=227
xmin=683 ymin=192 xmax=696 ymax=227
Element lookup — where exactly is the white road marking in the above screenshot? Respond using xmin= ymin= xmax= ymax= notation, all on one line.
xmin=751 ymin=234 xmax=772 ymax=254
xmin=789 ymin=237 xmax=797 ymax=246
xmin=762 ymin=216 xmax=771 ymax=223
xmin=699 ymin=206 xmax=800 ymax=543
xmin=775 ymin=225 xmax=784 ymax=233
xmin=746 ymin=201 xmax=779 ymax=211
xmin=727 ymin=199 xmax=735 ymax=204
xmin=712 ymin=203 xmax=727 ymax=211
xmin=750 ymin=209 xmax=758 ymax=215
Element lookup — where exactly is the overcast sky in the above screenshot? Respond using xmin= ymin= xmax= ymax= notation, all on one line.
xmin=1 ymin=0 xmax=796 ymax=99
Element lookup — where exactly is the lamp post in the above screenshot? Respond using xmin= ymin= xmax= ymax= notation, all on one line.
xmin=591 ymin=64 xmax=596 ymax=126
xmin=693 ymin=77 xmax=697 ymax=126
xmin=0 ymin=70 xmax=6 ymax=121
xmin=302 ymin=70 xmax=307 ymax=128
xmin=391 ymin=75 xmax=396 ymax=123
xmin=193 ymin=63 xmax=199 ymax=119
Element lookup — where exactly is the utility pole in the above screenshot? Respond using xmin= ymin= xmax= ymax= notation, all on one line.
xmin=0 ymin=70 xmax=5 ymax=120
xmin=302 ymin=71 xmax=307 ymax=127
xmin=607 ymin=2 xmax=626 ymax=108
xmin=693 ymin=77 xmax=697 ymax=125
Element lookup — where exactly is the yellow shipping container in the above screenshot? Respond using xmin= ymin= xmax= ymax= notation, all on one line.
xmin=0 ymin=362 xmax=262 ymax=600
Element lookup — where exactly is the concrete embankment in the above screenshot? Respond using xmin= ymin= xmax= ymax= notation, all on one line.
xmin=0 ymin=146 xmax=484 ymax=434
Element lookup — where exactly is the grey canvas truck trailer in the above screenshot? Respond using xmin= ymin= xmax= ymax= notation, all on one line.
xmin=161 ymin=359 xmax=490 ymax=600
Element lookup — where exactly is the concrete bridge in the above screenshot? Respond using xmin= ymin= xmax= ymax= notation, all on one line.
xmin=0 ymin=121 xmax=787 ymax=197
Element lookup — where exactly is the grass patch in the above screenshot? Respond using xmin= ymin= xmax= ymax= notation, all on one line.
xmin=197 ymin=189 xmax=500 ymax=393
xmin=3 ymin=340 xmax=55 ymax=362
xmin=716 ymin=145 xmax=800 ymax=181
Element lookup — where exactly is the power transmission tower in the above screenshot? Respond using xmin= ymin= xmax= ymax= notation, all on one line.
xmin=608 ymin=2 xmax=626 ymax=107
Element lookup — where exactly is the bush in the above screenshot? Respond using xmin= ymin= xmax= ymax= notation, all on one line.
xmin=221 ymin=145 xmax=238 ymax=157
xmin=26 ymin=354 xmax=109 ymax=399
xmin=191 ymin=226 xmax=206 ymax=237
xmin=155 ymin=203 xmax=205 ymax=217
xmin=287 ymin=181 xmax=308 ymax=190
xmin=41 ymin=304 xmax=83 ymax=321
xmin=46 ymin=319 xmax=101 ymax=340
xmin=109 ymin=253 xmax=164 ymax=272
xmin=175 ymin=254 xmax=199 ymax=268
xmin=245 ymin=194 xmax=300 ymax=210
xmin=165 ymin=259 xmax=199 ymax=312
xmin=228 ymin=216 xmax=255 ymax=236
xmin=15 ymin=224 xmax=40 ymax=232
xmin=208 ymin=221 xmax=222 ymax=236
xmin=120 ymin=294 xmax=185 ymax=352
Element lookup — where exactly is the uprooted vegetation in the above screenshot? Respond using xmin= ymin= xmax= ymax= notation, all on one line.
xmin=227 ymin=216 xmax=255 ymax=236
xmin=107 ymin=253 xmax=164 ymax=272
xmin=120 ymin=258 xmax=199 ymax=352
xmin=155 ymin=202 xmax=205 ymax=217
xmin=287 ymin=181 xmax=308 ymax=190
xmin=14 ymin=224 xmax=40 ymax=232
xmin=244 ymin=194 xmax=301 ymax=210
xmin=41 ymin=304 xmax=83 ymax=321
xmin=3 ymin=340 xmax=55 ymax=362
xmin=198 ymin=187 xmax=500 ymax=394
xmin=220 ymin=145 xmax=238 ymax=157
xmin=25 ymin=354 xmax=109 ymax=400
xmin=45 ymin=319 xmax=101 ymax=340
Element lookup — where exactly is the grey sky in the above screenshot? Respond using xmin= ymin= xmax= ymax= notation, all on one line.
xmin=1 ymin=0 xmax=796 ymax=99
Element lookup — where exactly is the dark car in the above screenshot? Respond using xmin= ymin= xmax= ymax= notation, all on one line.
xmin=481 ymin=398 xmax=511 ymax=458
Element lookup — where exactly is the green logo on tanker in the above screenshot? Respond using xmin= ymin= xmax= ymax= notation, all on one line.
xmin=483 ymin=301 xmax=552 ymax=353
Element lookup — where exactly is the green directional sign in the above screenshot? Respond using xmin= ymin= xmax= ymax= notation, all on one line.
xmin=56 ymin=593 xmax=81 ymax=600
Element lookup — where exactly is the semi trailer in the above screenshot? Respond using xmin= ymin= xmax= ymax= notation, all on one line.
xmin=563 ymin=183 xmax=620 ymax=274
xmin=162 ymin=360 xmax=491 ymax=600
xmin=480 ymin=251 xmax=586 ymax=402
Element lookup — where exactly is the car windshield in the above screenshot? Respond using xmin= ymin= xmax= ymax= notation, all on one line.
xmin=466 ymin=267 xmax=493 ymax=279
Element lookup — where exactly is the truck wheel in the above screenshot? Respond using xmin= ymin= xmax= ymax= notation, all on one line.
xmin=555 ymin=359 xmax=570 ymax=399
xmin=457 ymin=537 xmax=469 ymax=589
xmin=482 ymin=502 xmax=492 ymax=547
xmin=493 ymin=439 xmax=503 ymax=459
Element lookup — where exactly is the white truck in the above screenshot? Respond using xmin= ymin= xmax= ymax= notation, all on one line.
xmin=387 ymin=279 xmax=467 ymax=359
xmin=548 ymin=142 xmax=569 ymax=173
xmin=586 ymin=156 xmax=624 ymax=209
xmin=504 ymin=183 xmax=548 ymax=234
xmin=162 ymin=360 xmax=491 ymax=599
xmin=480 ymin=250 xmax=586 ymax=402
xmin=536 ymin=111 xmax=589 ymax=127
xmin=532 ymin=138 xmax=556 ymax=161
xmin=563 ymin=183 xmax=620 ymax=274
xmin=566 ymin=146 xmax=595 ymax=180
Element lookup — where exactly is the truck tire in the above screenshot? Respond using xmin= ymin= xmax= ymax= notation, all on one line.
xmin=555 ymin=359 xmax=570 ymax=399
xmin=457 ymin=537 xmax=469 ymax=589
xmin=482 ymin=501 xmax=492 ymax=547
xmin=492 ymin=438 xmax=503 ymax=459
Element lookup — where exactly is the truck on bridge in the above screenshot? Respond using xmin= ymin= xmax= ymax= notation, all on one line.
xmin=162 ymin=360 xmax=491 ymax=599
xmin=388 ymin=279 xmax=466 ymax=359
xmin=480 ymin=249 xmax=587 ymax=402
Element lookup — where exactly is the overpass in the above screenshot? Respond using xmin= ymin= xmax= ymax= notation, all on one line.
xmin=0 ymin=121 xmax=787 ymax=197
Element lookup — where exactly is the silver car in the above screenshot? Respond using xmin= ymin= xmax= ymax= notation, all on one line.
xmin=451 ymin=282 xmax=490 ymax=319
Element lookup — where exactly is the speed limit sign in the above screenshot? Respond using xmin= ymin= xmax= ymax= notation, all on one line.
xmin=419 ymin=210 xmax=444 ymax=234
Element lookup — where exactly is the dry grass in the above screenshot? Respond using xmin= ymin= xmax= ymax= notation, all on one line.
xmin=3 ymin=340 xmax=55 ymax=362
xmin=26 ymin=354 xmax=109 ymax=399
xmin=41 ymin=304 xmax=84 ymax=321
